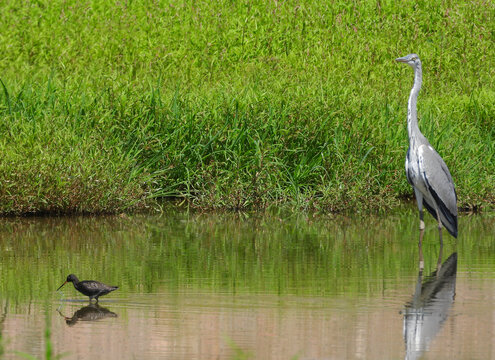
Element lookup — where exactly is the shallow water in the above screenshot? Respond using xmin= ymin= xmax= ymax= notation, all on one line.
xmin=0 ymin=208 xmax=494 ymax=359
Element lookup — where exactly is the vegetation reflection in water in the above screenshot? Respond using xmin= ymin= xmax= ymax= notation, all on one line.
xmin=0 ymin=207 xmax=493 ymax=307
xmin=0 ymin=208 xmax=494 ymax=359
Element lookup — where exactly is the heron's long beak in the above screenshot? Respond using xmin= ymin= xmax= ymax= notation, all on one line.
xmin=57 ymin=281 xmax=67 ymax=291
xmin=395 ymin=56 xmax=408 ymax=63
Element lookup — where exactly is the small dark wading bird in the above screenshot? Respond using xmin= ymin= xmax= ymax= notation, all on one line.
xmin=57 ymin=274 xmax=118 ymax=302
xmin=396 ymin=54 xmax=458 ymax=251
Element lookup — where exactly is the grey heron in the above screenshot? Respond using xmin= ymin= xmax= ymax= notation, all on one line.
xmin=396 ymin=54 xmax=458 ymax=244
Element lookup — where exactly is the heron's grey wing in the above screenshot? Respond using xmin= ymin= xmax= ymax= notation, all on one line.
xmin=418 ymin=144 xmax=458 ymax=235
xmin=418 ymin=145 xmax=457 ymax=212
xmin=405 ymin=147 xmax=414 ymax=186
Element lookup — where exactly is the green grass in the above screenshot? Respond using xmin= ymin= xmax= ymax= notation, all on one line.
xmin=0 ymin=0 xmax=494 ymax=214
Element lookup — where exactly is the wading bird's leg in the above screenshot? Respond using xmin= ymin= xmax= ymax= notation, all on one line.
xmin=419 ymin=210 xmax=425 ymax=231
xmin=415 ymin=189 xmax=425 ymax=270
xmin=435 ymin=207 xmax=443 ymax=247
xmin=418 ymin=228 xmax=424 ymax=271
xmin=414 ymin=188 xmax=425 ymax=231
xmin=435 ymin=206 xmax=444 ymax=271
xmin=436 ymin=243 xmax=443 ymax=274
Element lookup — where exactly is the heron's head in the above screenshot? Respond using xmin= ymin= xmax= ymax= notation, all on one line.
xmin=395 ymin=53 xmax=421 ymax=69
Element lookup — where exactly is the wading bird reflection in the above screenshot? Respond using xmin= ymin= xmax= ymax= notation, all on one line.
xmin=57 ymin=303 xmax=118 ymax=326
xmin=396 ymin=54 xmax=458 ymax=246
xmin=403 ymin=251 xmax=457 ymax=360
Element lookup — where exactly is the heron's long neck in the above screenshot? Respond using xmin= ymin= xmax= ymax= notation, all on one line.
xmin=407 ymin=64 xmax=422 ymax=142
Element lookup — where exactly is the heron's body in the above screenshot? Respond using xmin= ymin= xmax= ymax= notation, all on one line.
xmin=396 ymin=54 xmax=458 ymax=239
xmin=57 ymin=274 xmax=118 ymax=302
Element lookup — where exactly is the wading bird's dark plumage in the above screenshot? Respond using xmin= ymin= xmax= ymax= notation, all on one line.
xmin=396 ymin=54 xmax=458 ymax=241
xmin=57 ymin=274 xmax=118 ymax=302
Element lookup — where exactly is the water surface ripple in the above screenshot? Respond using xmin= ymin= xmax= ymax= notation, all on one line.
xmin=0 ymin=208 xmax=494 ymax=359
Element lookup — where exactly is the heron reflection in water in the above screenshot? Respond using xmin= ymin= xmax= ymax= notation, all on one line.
xmin=403 ymin=249 xmax=457 ymax=360
xmin=57 ymin=303 xmax=117 ymax=326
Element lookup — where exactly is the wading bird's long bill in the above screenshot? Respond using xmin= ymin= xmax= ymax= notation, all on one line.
xmin=395 ymin=56 xmax=409 ymax=63
xmin=57 ymin=281 xmax=68 ymax=291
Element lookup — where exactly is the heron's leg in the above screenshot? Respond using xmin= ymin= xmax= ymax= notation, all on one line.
xmin=414 ymin=187 xmax=425 ymax=269
xmin=434 ymin=206 xmax=444 ymax=270
xmin=435 ymin=206 xmax=443 ymax=246
xmin=419 ymin=210 xmax=425 ymax=230
xmin=418 ymin=228 xmax=424 ymax=271
xmin=414 ymin=188 xmax=425 ymax=231
xmin=437 ymin=241 xmax=443 ymax=273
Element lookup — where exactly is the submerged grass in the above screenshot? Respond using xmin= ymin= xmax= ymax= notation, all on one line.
xmin=1 ymin=209 xmax=493 ymax=303
xmin=0 ymin=0 xmax=494 ymax=214
xmin=14 ymin=311 xmax=66 ymax=360
xmin=0 ymin=211 xmax=493 ymax=357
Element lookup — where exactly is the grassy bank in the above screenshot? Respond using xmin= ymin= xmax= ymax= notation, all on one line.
xmin=0 ymin=0 xmax=494 ymax=214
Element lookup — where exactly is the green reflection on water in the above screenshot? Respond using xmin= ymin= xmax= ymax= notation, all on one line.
xmin=0 ymin=208 xmax=493 ymax=303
